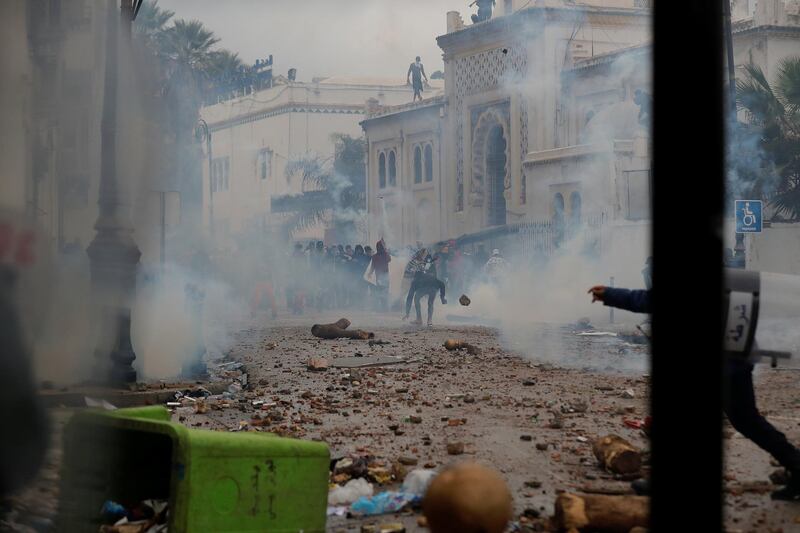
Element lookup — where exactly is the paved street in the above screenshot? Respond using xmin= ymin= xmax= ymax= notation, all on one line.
xmin=3 ymin=310 xmax=800 ymax=532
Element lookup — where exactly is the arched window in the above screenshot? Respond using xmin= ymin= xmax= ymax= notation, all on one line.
xmin=379 ymin=152 xmax=386 ymax=188
xmin=553 ymin=192 xmax=565 ymax=246
xmin=570 ymin=191 xmax=582 ymax=225
xmin=388 ymin=150 xmax=397 ymax=187
xmin=487 ymin=125 xmax=507 ymax=226
xmin=424 ymin=144 xmax=433 ymax=182
xmin=553 ymin=193 xmax=565 ymax=221
xmin=414 ymin=146 xmax=423 ymax=184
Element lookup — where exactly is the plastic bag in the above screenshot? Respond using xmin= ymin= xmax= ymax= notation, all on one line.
xmin=350 ymin=491 xmax=418 ymax=515
xmin=328 ymin=477 xmax=374 ymax=505
xmin=402 ymin=469 xmax=437 ymax=497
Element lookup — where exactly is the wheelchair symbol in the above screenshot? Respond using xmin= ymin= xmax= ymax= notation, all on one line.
xmin=742 ymin=202 xmax=756 ymax=227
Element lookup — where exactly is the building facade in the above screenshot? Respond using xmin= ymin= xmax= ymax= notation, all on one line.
xmin=1 ymin=0 xmax=107 ymax=254
xmin=199 ymin=76 xmax=443 ymax=247
xmin=363 ymin=0 xmax=651 ymax=248
xmin=363 ymin=0 xmax=800 ymax=277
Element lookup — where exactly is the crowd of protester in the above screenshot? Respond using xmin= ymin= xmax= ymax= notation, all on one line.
xmin=245 ymin=238 xmax=511 ymax=320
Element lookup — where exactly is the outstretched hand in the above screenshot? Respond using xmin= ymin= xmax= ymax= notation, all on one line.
xmin=588 ymin=285 xmax=607 ymax=303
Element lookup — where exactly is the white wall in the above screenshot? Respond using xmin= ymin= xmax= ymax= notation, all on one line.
xmin=201 ymin=80 xmax=417 ymax=245
xmin=0 ymin=1 xmax=31 ymax=212
xmin=724 ymin=221 xmax=800 ymax=275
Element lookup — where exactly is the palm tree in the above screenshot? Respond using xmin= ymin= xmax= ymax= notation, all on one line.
xmin=736 ymin=57 xmax=800 ymax=220
xmin=280 ymin=155 xmax=335 ymax=235
xmin=207 ymin=49 xmax=244 ymax=81
xmin=133 ymin=0 xmax=174 ymax=49
xmin=159 ymin=19 xmax=219 ymax=78
xmin=280 ymin=135 xmax=367 ymax=237
xmin=156 ymin=20 xmax=220 ymax=140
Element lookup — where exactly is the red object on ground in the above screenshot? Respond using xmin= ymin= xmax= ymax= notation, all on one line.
xmin=623 ymin=419 xmax=644 ymax=430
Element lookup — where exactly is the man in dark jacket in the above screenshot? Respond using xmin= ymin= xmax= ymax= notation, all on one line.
xmin=588 ymin=284 xmax=800 ymax=501
xmin=404 ymin=271 xmax=446 ymax=326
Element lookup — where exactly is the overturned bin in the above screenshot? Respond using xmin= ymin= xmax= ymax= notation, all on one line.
xmin=57 ymin=406 xmax=329 ymax=532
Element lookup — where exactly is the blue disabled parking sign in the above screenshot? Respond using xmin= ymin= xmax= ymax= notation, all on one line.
xmin=735 ymin=200 xmax=762 ymax=233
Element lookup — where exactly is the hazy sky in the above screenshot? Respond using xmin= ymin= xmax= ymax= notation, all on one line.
xmin=157 ymin=0 xmax=472 ymax=80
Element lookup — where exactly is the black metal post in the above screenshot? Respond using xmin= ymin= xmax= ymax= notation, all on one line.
xmin=86 ymin=0 xmax=141 ymax=385
xmin=724 ymin=1 xmax=747 ymax=268
xmin=652 ymin=1 xmax=724 ymax=531
xmin=196 ymin=118 xmax=214 ymax=236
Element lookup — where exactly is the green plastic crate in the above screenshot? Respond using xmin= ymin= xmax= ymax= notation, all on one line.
xmin=57 ymin=406 xmax=329 ymax=532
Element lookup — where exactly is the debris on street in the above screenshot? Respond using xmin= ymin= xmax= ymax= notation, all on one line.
xmin=351 ymin=491 xmax=419 ymax=516
xmin=553 ymin=492 xmax=649 ymax=532
xmin=443 ymin=339 xmax=480 ymax=355
xmin=98 ymin=499 xmax=168 ymax=533
xmin=446 ymin=442 xmax=465 ymax=455
xmin=329 ymin=478 xmax=375 ymax=505
xmin=307 ymin=357 xmax=330 ymax=371
xmin=331 ymin=356 xmax=412 ymax=368
xmin=312 ymin=318 xmax=375 ymax=339
xmin=592 ymin=435 xmax=642 ymax=475
xmin=459 ymin=295 xmax=471 ymax=306
xmin=423 ymin=462 xmax=513 ymax=533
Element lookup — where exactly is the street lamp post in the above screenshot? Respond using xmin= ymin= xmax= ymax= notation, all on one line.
xmin=195 ymin=118 xmax=214 ymax=236
xmin=86 ymin=0 xmax=141 ymax=385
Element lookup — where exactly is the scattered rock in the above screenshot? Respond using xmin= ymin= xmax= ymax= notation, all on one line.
xmin=459 ymin=294 xmax=471 ymax=306
xmin=368 ymin=466 xmax=392 ymax=485
xmin=621 ymin=389 xmax=635 ymax=399
xmin=443 ymin=339 xmax=480 ymax=355
xmin=522 ymin=379 xmax=537 ymax=386
xmin=307 ymin=357 xmax=329 ymax=371
xmin=520 ymin=435 xmax=533 ymax=442
xmin=524 ymin=480 xmax=542 ymax=489
xmin=398 ymin=456 xmax=419 ymax=466
xmin=592 ymin=435 xmax=642 ymax=475
xmin=423 ymin=462 xmax=513 ymax=533
xmin=535 ymin=443 xmax=548 ymax=451
xmin=770 ymin=468 xmax=790 ymax=485
xmin=446 ymin=442 xmax=465 ymax=455
xmin=522 ymin=508 xmax=541 ymax=519
xmin=391 ymin=461 xmax=408 ymax=482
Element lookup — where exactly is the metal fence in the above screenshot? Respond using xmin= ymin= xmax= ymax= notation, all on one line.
xmin=515 ymin=212 xmax=607 ymax=260
xmin=452 ymin=213 xmax=607 ymax=264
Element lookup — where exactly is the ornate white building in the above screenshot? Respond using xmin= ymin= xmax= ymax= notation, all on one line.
xmin=362 ymin=0 xmax=800 ymax=274
xmin=199 ymin=75 xmax=443 ymax=247
xmin=362 ymin=0 xmax=652 ymax=251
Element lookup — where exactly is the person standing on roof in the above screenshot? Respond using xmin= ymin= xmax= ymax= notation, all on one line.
xmin=407 ymin=56 xmax=428 ymax=102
